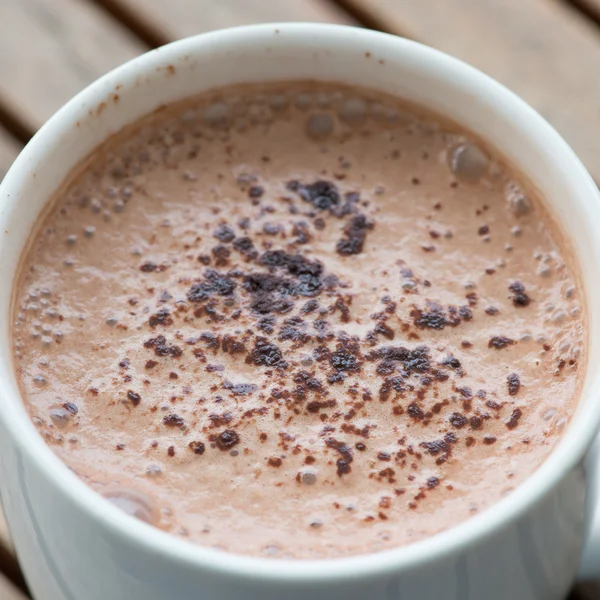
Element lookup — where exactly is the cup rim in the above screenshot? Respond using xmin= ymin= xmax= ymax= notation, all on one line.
xmin=2 ymin=22 xmax=600 ymax=582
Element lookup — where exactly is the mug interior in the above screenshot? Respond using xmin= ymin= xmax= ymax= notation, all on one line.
xmin=1 ymin=23 xmax=600 ymax=580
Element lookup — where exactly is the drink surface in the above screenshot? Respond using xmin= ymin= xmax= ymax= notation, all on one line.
xmin=12 ymin=81 xmax=585 ymax=559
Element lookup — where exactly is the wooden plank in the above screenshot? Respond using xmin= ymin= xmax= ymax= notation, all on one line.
xmin=0 ymin=0 xmax=147 ymax=135
xmin=94 ymin=0 xmax=356 ymax=45
xmin=338 ymin=0 xmax=600 ymax=184
xmin=0 ymin=572 xmax=27 ymax=600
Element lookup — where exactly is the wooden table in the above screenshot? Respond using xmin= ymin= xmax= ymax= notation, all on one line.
xmin=1 ymin=0 xmax=600 ymax=597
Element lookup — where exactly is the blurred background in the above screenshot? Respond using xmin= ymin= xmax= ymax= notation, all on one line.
xmin=0 ymin=0 xmax=600 ymax=599
xmin=2 ymin=0 xmax=600 ymax=187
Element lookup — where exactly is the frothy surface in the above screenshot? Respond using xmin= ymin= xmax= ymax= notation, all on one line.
xmin=12 ymin=82 xmax=585 ymax=559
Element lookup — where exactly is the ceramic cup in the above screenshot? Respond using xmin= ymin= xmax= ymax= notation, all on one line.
xmin=1 ymin=23 xmax=600 ymax=600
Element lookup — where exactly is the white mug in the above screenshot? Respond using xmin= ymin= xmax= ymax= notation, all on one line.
xmin=1 ymin=23 xmax=600 ymax=600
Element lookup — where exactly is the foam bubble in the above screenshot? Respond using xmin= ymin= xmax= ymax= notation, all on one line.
xmin=338 ymin=98 xmax=367 ymax=125
xmin=268 ymin=93 xmax=288 ymax=112
xmin=299 ymin=467 xmax=318 ymax=485
xmin=555 ymin=417 xmax=568 ymax=433
xmin=316 ymin=93 xmax=330 ymax=107
xmin=146 ymin=464 xmax=162 ymax=478
xmin=537 ymin=265 xmax=552 ymax=277
xmin=103 ymin=488 xmax=160 ymax=525
xmin=33 ymin=375 xmax=47 ymax=387
xmin=300 ymin=355 xmax=314 ymax=367
xmin=505 ymin=183 xmax=531 ymax=216
xmin=49 ymin=407 xmax=72 ymax=428
xmin=449 ymin=143 xmax=489 ymax=182
xmin=263 ymin=545 xmax=280 ymax=556
xmin=294 ymin=93 xmax=312 ymax=111
xmin=180 ymin=109 xmax=198 ymax=123
xmin=306 ymin=114 xmax=334 ymax=140
xmin=203 ymin=102 xmax=230 ymax=129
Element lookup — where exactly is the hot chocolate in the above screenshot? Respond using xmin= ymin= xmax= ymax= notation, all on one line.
xmin=12 ymin=81 xmax=585 ymax=559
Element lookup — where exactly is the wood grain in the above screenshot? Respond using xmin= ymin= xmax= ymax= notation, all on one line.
xmin=338 ymin=0 xmax=600 ymax=183
xmin=0 ymin=0 xmax=147 ymax=135
xmin=94 ymin=0 xmax=356 ymax=45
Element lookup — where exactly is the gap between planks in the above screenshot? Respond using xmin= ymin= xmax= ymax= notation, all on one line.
xmin=0 ymin=571 xmax=28 ymax=600
xmin=569 ymin=0 xmax=600 ymax=24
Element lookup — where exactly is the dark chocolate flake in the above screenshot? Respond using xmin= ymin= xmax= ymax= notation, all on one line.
xmin=330 ymin=348 xmax=360 ymax=372
xmin=248 ymin=337 xmax=288 ymax=369
xmin=509 ymin=281 xmax=531 ymax=307
xmin=506 ymin=408 xmax=522 ymax=430
xmin=223 ymin=380 xmax=258 ymax=395
xmin=325 ymin=438 xmax=353 ymax=476
xmin=216 ymin=429 xmax=240 ymax=450
xmin=507 ymin=373 xmax=521 ymax=396
xmin=148 ymin=307 xmax=173 ymax=328
xmin=232 ymin=236 xmax=255 ymax=255
xmin=449 ymin=412 xmax=468 ymax=428
xmin=488 ymin=336 xmax=516 ymax=350
xmin=127 ymin=391 xmax=141 ymax=406
xmin=63 ymin=402 xmax=79 ymax=414
xmin=144 ymin=335 xmax=182 ymax=358
xmin=440 ymin=354 xmax=461 ymax=369
xmin=213 ymin=224 xmax=235 ymax=243
xmin=427 ymin=476 xmax=440 ymax=489
xmin=294 ymin=180 xmax=340 ymax=211
xmin=140 ymin=261 xmax=167 ymax=273
xmin=248 ymin=185 xmax=264 ymax=199
xmin=336 ymin=214 xmax=374 ymax=256
xmin=189 ymin=441 xmax=206 ymax=455
xmin=163 ymin=414 xmax=185 ymax=428
xmin=187 ymin=269 xmax=236 ymax=302
xmin=411 ymin=301 xmax=462 ymax=330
